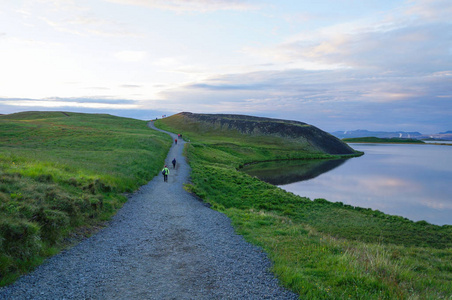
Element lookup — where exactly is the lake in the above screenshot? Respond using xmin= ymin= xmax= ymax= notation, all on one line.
xmin=242 ymin=143 xmax=452 ymax=226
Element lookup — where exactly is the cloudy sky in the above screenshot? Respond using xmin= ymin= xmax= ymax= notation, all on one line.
xmin=1 ymin=0 xmax=451 ymax=133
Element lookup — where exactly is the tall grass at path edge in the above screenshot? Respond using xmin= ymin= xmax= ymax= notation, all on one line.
xmin=0 ymin=111 xmax=171 ymax=286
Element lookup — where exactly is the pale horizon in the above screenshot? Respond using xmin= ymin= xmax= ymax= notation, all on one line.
xmin=1 ymin=0 xmax=451 ymax=133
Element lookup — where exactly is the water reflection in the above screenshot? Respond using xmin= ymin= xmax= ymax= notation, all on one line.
xmin=241 ymin=144 xmax=452 ymax=226
xmin=242 ymin=158 xmax=348 ymax=185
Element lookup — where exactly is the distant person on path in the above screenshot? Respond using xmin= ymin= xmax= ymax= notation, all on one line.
xmin=162 ymin=165 xmax=169 ymax=182
xmin=175 ymin=138 xmax=178 ymax=144
xmin=172 ymin=158 xmax=176 ymax=169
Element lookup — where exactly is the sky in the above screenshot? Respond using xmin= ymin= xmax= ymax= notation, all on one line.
xmin=0 ymin=0 xmax=451 ymax=133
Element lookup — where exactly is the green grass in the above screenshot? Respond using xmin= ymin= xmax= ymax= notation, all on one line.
xmin=343 ymin=137 xmax=425 ymax=144
xmin=0 ymin=111 xmax=171 ymax=286
xmin=157 ymin=116 xmax=452 ymax=299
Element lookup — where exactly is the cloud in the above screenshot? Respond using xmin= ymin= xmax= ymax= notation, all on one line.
xmin=2 ymin=0 xmax=450 ymax=134
xmin=405 ymin=0 xmax=452 ymax=22
xmin=183 ymin=69 xmax=390 ymax=102
xmin=0 ymin=97 xmax=139 ymax=109
xmin=21 ymin=1 xmax=141 ymax=38
xmin=114 ymin=50 xmax=147 ymax=62
xmin=86 ymin=87 xmax=111 ymax=90
xmin=104 ymin=0 xmax=259 ymax=12
xmin=188 ymin=83 xmax=266 ymax=91
xmin=244 ymin=0 xmax=452 ymax=75
xmin=120 ymin=84 xmax=142 ymax=88
xmin=270 ymin=23 xmax=452 ymax=75
xmin=156 ymin=63 xmax=452 ymax=132
xmin=44 ymin=97 xmax=138 ymax=104
xmin=283 ymin=12 xmax=319 ymax=24
xmin=39 ymin=15 xmax=140 ymax=38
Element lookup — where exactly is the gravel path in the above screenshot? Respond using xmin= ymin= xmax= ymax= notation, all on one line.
xmin=0 ymin=122 xmax=299 ymax=300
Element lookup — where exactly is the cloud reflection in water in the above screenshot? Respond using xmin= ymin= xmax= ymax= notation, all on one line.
xmin=241 ymin=144 xmax=452 ymax=226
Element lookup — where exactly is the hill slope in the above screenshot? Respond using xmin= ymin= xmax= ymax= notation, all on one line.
xmin=163 ymin=112 xmax=355 ymax=155
xmin=0 ymin=111 xmax=171 ymax=285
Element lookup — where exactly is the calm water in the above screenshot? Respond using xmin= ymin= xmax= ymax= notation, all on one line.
xmin=242 ymin=143 xmax=452 ymax=226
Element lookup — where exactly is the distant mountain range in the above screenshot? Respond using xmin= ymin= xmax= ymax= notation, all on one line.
xmin=330 ymin=130 xmax=452 ymax=141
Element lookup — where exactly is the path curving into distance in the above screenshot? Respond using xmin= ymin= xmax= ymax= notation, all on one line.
xmin=0 ymin=121 xmax=298 ymax=299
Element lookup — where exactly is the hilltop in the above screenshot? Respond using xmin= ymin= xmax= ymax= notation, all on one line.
xmin=163 ymin=112 xmax=356 ymax=155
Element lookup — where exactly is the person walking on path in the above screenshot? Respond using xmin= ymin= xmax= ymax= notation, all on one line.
xmin=175 ymin=138 xmax=178 ymax=144
xmin=172 ymin=158 xmax=176 ymax=169
xmin=162 ymin=165 xmax=169 ymax=182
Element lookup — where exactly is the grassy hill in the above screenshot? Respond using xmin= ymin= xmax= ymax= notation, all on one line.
xmin=3 ymin=111 xmax=451 ymax=298
xmin=157 ymin=112 xmax=359 ymax=162
xmin=156 ymin=112 xmax=452 ymax=299
xmin=167 ymin=112 xmax=356 ymax=155
xmin=0 ymin=111 xmax=171 ymax=285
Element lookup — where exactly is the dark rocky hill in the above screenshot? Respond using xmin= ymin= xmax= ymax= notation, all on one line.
xmin=177 ymin=112 xmax=355 ymax=155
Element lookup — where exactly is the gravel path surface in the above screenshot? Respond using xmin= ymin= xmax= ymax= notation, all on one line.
xmin=0 ymin=122 xmax=299 ymax=300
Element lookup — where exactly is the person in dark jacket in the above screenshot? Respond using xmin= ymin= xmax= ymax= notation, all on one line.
xmin=172 ymin=158 xmax=176 ymax=169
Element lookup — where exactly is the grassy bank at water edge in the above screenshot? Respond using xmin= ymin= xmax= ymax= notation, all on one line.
xmin=0 ymin=111 xmax=171 ymax=286
xmin=156 ymin=116 xmax=452 ymax=299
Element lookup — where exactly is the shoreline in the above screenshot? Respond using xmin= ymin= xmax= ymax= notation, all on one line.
xmin=346 ymin=141 xmax=452 ymax=146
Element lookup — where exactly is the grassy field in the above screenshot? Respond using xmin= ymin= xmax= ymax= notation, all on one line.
xmin=0 ymin=111 xmax=171 ymax=286
xmin=156 ymin=115 xmax=452 ymax=299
